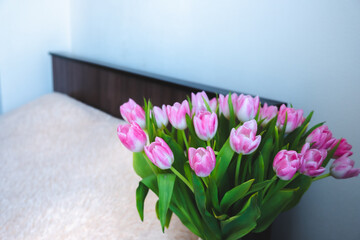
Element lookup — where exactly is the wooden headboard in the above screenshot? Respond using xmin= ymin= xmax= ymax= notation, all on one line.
xmin=50 ymin=52 xmax=285 ymax=118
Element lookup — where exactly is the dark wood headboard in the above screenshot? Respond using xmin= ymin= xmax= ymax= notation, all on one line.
xmin=50 ymin=52 xmax=285 ymax=118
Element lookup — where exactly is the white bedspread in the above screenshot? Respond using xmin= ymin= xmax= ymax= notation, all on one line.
xmin=0 ymin=93 xmax=196 ymax=240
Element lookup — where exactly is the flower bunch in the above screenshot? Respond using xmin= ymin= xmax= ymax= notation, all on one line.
xmin=117 ymin=92 xmax=359 ymax=240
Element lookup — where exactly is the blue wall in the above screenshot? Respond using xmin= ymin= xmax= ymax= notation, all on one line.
xmin=0 ymin=0 xmax=71 ymax=113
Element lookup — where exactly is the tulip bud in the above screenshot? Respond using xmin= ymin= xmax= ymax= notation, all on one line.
xmin=234 ymin=94 xmax=260 ymax=122
xmin=299 ymin=143 xmax=327 ymax=177
xmin=120 ymin=98 xmax=146 ymax=128
xmin=259 ymin=103 xmax=278 ymax=126
xmin=330 ymin=153 xmax=360 ymax=179
xmin=218 ymin=93 xmax=238 ymax=119
xmin=209 ymin=97 xmax=217 ymax=113
xmin=229 ymin=120 xmax=261 ymax=155
xmin=166 ymin=100 xmax=190 ymax=130
xmin=277 ymin=104 xmax=304 ymax=133
xmin=306 ymin=125 xmax=336 ymax=150
xmin=152 ymin=105 xmax=168 ymax=128
xmin=273 ymin=150 xmax=300 ymax=180
xmin=144 ymin=137 xmax=174 ymax=169
xmin=188 ymin=146 xmax=216 ymax=177
xmin=193 ymin=111 xmax=218 ymax=141
xmin=117 ymin=122 xmax=147 ymax=152
xmin=332 ymin=138 xmax=353 ymax=159
xmin=191 ymin=91 xmax=211 ymax=115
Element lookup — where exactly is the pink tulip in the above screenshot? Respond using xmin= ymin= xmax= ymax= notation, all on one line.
xmin=209 ymin=97 xmax=217 ymax=112
xmin=120 ymin=98 xmax=146 ymax=128
xmin=299 ymin=143 xmax=327 ymax=177
xmin=273 ymin=150 xmax=300 ymax=180
xmin=277 ymin=104 xmax=304 ymax=133
xmin=144 ymin=137 xmax=174 ymax=169
xmin=117 ymin=122 xmax=147 ymax=152
xmin=152 ymin=105 xmax=168 ymax=128
xmin=218 ymin=93 xmax=238 ymax=119
xmin=306 ymin=125 xmax=336 ymax=150
xmin=191 ymin=91 xmax=211 ymax=114
xmin=332 ymin=139 xmax=353 ymax=159
xmin=259 ymin=103 xmax=278 ymax=126
xmin=188 ymin=147 xmax=216 ymax=177
xmin=166 ymin=100 xmax=190 ymax=130
xmin=234 ymin=94 xmax=260 ymax=122
xmin=193 ymin=111 xmax=218 ymax=141
xmin=330 ymin=153 xmax=360 ymax=179
xmin=229 ymin=120 xmax=261 ymax=155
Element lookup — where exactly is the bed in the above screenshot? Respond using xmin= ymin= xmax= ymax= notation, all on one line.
xmin=0 ymin=52 xmax=284 ymax=239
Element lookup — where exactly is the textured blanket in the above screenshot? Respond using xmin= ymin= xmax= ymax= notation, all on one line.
xmin=0 ymin=93 xmax=196 ymax=240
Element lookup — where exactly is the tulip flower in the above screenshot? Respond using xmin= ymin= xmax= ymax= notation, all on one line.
xmin=330 ymin=153 xmax=360 ymax=179
xmin=152 ymin=105 xmax=168 ymax=128
xmin=229 ymin=119 xmax=261 ymax=155
xmin=193 ymin=111 xmax=218 ymax=141
xmin=259 ymin=103 xmax=278 ymax=126
xmin=191 ymin=91 xmax=211 ymax=114
xmin=166 ymin=100 xmax=190 ymax=130
xmin=144 ymin=137 xmax=174 ymax=169
xmin=120 ymin=98 xmax=146 ymax=129
xmin=234 ymin=94 xmax=260 ymax=122
xmin=273 ymin=150 xmax=300 ymax=180
xmin=332 ymin=138 xmax=353 ymax=159
xmin=188 ymin=146 xmax=216 ymax=177
xmin=209 ymin=97 xmax=217 ymax=113
xmin=299 ymin=143 xmax=327 ymax=177
xmin=117 ymin=122 xmax=147 ymax=152
xmin=306 ymin=125 xmax=336 ymax=150
xmin=277 ymin=104 xmax=304 ymax=133
xmin=218 ymin=93 xmax=238 ymax=119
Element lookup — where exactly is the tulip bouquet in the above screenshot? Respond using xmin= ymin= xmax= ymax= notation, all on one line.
xmin=117 ymin=91 xmax=359 ymax=240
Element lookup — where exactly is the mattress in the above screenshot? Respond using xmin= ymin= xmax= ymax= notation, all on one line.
xmin=0 ymin=93 xmax=197 ymax=240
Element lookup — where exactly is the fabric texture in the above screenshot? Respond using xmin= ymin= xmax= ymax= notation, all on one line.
xmin=0 ymin=93 xmax=197 ymax=240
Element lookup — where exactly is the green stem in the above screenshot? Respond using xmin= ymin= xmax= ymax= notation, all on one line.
xmin=202 ymin=177 xmax=209 ymax=188
xmin=170 ymin=166 xmax=194 ymax=192
xmin=207 ymin=140 xmax=211 ymax=147
xmin=312 ymin=173 xmax=331 ymax=182
xmin=181 ymin=130 xmax=189 ymax=149
xmin=235 ymin=153 xmax=243 ymax=186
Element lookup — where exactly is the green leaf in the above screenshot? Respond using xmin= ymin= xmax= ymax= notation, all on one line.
xmin=220 ymin=179 xmax=255 ymax=212
xmin=158 ymin=174 xmax=176 ymax=232
xmin=254 ymin=154 xmax=265 ymax=183
xmin=282 ymin=174 xmax=312 ymax=211
xmin=192 ymin=173 xmax=222 ymax=239
xmin=202 ymin=96 xmax=212 ymax=112
xmin=208 ymin=177 xmax=220 ymax=212
xmin=322 ymin=139 xmax=341 ymax=167
xmin=145 ymin=100 xmax=155 ymax=142
xmin=254 ymin=189 xmax=297 ymax=233
xmin=155 ymin=199 xmax=173 ymax=229
xmin=260 ymin=138 xmax=273 ymax=179
xmin=185 ymin=114 xmax=206 ymax=148
xmin=136 ymin=182 xmax=149 ymax=221
xmin=247 ymin=179 xmax=272 ymax=195
xmin=133 ymin=152 xmax=155 ymax=179
xmin=141 ymin=175 xmax=158 ymax=195
xmin=213 ymin=139 xmax=235 ymax=184
xmin=228 ymin=92 xmax=236 ymax=131
xmin=221 ymin=193 xmax=261 ymax=240
xmin=160 ymin=132 xmax=187 ymax=175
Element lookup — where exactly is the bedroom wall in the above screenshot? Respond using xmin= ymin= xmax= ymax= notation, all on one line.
xmin=0 ymin=0 xmax=71 ymax=113
xmin=69 ymin=1 xmax=360 ymax=239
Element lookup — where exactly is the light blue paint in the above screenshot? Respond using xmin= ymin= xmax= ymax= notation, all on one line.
xmin=0 ymin=0 xmax=71 ymax=113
